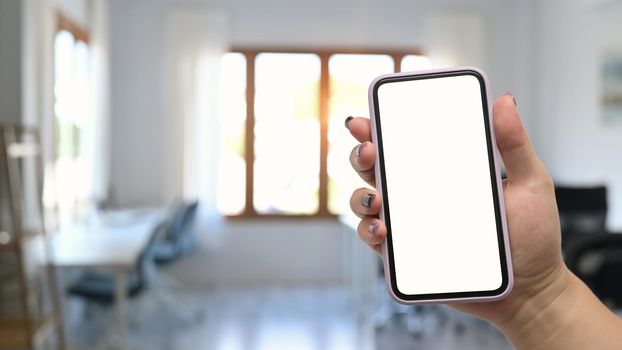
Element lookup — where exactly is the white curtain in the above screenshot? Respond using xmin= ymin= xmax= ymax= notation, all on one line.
xmin=87 ymin=0 xmax=110 ymax=204
xmin=165 ymin=9 xmax=228 ymax=229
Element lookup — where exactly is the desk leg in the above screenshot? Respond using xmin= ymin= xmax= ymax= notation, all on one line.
xmin=115 ymin=270 xmax=128 ymax=350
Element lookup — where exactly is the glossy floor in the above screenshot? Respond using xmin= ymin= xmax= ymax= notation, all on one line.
xmin=65 ymin=286 xmax=520 ymax=350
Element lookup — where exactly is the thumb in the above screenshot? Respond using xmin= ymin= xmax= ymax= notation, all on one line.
xmin=493 ymin=94 xmax=548 ymax=184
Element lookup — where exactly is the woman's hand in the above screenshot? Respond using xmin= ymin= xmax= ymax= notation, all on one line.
xmin=346 ymin=95 xmax=622 ymax=349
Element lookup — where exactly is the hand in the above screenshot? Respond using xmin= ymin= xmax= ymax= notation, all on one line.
xmin=346 ymin=95 xmax=622 ymax=349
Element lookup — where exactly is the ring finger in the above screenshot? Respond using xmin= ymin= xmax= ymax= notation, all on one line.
xmin=357 ymin=217 xmax=387 ymax=255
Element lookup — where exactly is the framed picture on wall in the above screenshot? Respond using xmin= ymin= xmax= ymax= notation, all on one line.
xmin=601 ymin=51 xmax=622 ymax=124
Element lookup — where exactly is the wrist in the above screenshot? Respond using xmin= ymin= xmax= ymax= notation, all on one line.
xmin=496 ymin=263 xmax=576 ymax=348
xmin=496 ymin=264 xmax=622 ymax=350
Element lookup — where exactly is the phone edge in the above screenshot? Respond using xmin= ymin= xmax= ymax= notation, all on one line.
xmin=367 ymin=66 xmax=514 ymax=305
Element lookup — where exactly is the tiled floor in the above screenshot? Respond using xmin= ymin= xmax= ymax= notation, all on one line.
xmin=171 ymin=288 xmax=372 ymax=350
xmin=66 ymin=285 xmax=516 ymax=350
xmin=375 ymin=308 xmax=512 ymax=350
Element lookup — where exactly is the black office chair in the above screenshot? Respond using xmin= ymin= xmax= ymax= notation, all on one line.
xmin=153 ymin=201 xmax=198 ymax=265
xmin=67 ymin=222 xmax=166 ymax=304
xmin=555 ymin=185 xmax=607 ymax=235
xmin=565 ymin=233 xmax=622 ymax=308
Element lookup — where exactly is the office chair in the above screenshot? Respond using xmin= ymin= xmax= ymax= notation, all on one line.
xmin=555 ymin=185 xmax=607 ymax=235
xmin=153 ymin=200 xmax=198 ymax=265
xmin=145 ymin=201 xmax=203 ymax=324
xmin=565 ymin=233 xmax=622 ymax=309
xmin=67 ymin=222 xmax=166 ymax=304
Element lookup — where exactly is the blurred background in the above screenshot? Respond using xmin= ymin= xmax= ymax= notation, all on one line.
xmin=1 ymin=0 xmax=622 ymax=349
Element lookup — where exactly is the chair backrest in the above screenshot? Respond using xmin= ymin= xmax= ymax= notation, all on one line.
xmin=168 ymin=200 xmax=198 ymax=242
xmin=181 ymin=201 xmax=198 ymax=234
xmin=137 ymin=221 xmax=168 ymax=286
xmin=168 ymin=201 xmax=190 ymax=238
xmin=555 ymin=186 xmax=607 ymax=234
xmin=565 ymin=233 xmax=622 ymax=308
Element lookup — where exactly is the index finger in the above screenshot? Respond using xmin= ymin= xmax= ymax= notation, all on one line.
xmin=345 ymin=116 xmax=372 ymax=143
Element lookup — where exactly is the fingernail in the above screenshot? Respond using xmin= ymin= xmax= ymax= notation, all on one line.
xmin=503 ymin=92 xmax=517 ymax=107
xmin=368 ymin=223 xmax=379 ymax=235
xmin=361 ymin=193 xmax=376 ymax=208
xmin=345 ymin=116 xmax=354 ymax=129
xmin=355 ymin=143 xmax=366 ymax=157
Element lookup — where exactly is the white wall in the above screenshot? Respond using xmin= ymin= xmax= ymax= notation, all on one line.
xmin=57 ymin=0 xmax=90 ymax=29
xmin=1 ymin=0 xmax=56 ymax=136
xmin=168 ymin=220 xmax=346 ymax=287
xmin=108 ymin=0 xmax=174 ymax=207
xmin=0 ymin=0 xmax=23 ymax=124
xmin=184 ymin=0 xmax=533 ymax=121
xmin=533 ymin=0 xmax=622 ymax=229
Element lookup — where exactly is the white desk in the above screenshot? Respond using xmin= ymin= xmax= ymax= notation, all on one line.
xmin=50 ymin=209 xmax=165 ymax=349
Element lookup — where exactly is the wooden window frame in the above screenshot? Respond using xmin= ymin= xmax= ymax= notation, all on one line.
xmin=56 ymin=11 xmax=90 ymax=44
xmin=228 ymin=47 xmax=423 ymax=220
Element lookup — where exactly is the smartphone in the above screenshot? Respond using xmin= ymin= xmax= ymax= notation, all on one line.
xmin=368 ymin=67 xmax=513 ymax=304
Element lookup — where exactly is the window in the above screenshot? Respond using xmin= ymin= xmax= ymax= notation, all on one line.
xmin=52 ymin=13 xmax=91 ymax=226
xmin=218 ymin=49 xmax=429 ymax=218
xmin=217 ymin=53 xmax=247 ymax=216
xmin=254 ymin=53 xmax=321 ymax=215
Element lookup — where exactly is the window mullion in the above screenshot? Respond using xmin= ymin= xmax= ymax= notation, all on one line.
xmin=318 ymin=53 xmax=331 ymax=216
xmin=393 ymin=54 xmax=403 ymax=73
xmin=245 ymin=52 xmax=257 ymax=216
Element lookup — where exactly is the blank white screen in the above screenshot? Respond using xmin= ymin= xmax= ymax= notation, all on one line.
xmin=377 ymin=74 xmax=502 ymax=295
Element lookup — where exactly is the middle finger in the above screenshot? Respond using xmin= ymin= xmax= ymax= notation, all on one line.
xmin=349 ymin=142 xmax=377 ymax=187
xmin=350 ymin=188 xmax=381 ymax=217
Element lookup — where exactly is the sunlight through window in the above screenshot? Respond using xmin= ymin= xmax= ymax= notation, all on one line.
xmin=53 ymin=30 xmax=92 ymax=226
xmin=328 ymin=54 xmax=394 ymax=214
xmin=217 ymin=53 xmax=247 ymax=215
xmin=216 ymin=49 xmax=426 ymax=217
xmin=401 ymin=55 xmax=433 ymax=71
xmin=254 ymin=53 xmax=321 ymax=215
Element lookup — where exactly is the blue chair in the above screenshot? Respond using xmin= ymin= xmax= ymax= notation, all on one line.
xmin=67 ymin=222 xmax=166 ymax=304
xmin=153 ymin=201 xmax=198 ymax=265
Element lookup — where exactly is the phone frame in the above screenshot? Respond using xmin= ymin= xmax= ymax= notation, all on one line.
xmin=368 ymin=67 xmax=513 ymax=304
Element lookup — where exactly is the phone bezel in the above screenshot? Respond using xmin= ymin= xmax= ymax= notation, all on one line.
xmin=370 ymin=68 xmax=512 ymax=303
